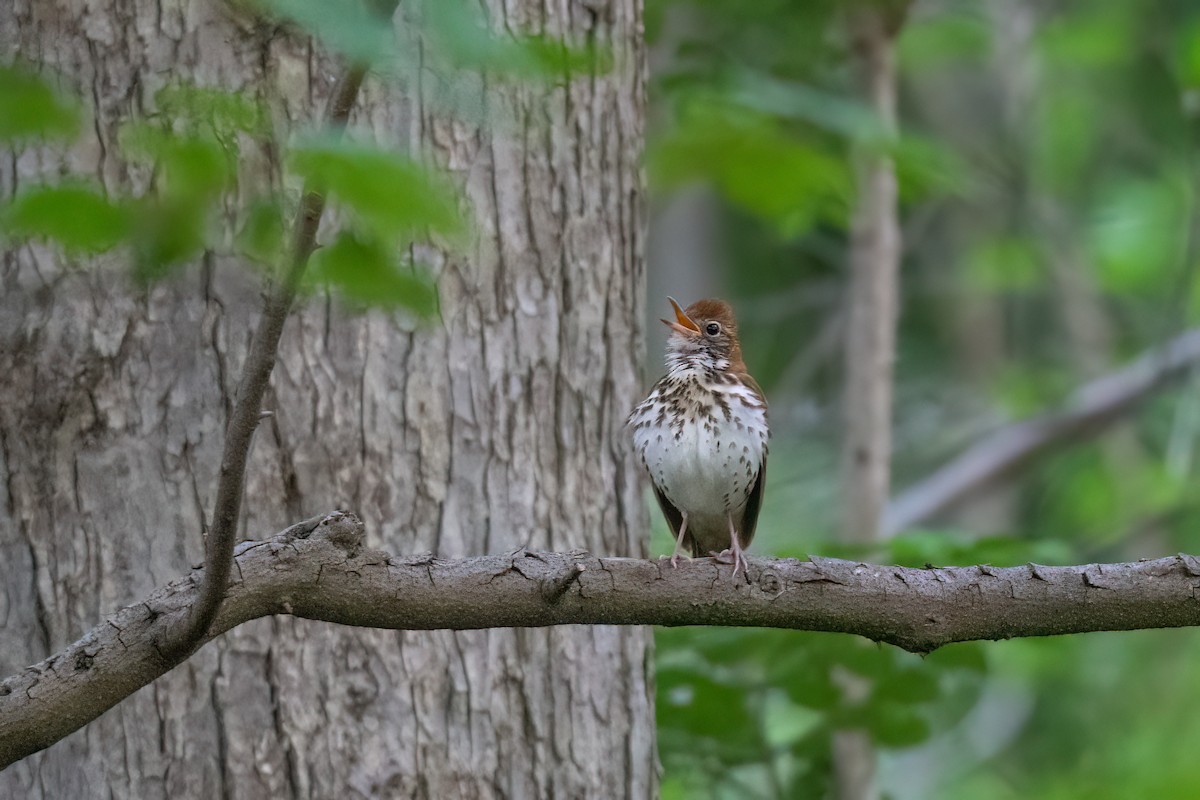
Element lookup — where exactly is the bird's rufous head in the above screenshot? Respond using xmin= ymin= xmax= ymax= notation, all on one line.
xmin=661 ymin=297 xmax=746 ymax=373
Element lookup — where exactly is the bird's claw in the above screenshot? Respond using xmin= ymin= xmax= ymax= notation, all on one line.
xmin=669 ymin=553 xmax=691 ymax=569
xmin=714 ymin=548 xmax=749 ymax=580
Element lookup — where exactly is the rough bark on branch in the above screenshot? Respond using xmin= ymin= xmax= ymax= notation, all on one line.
xmin=885 ymin=327 xmax=1200 ymax=537
xmin=7 ymin=511 xmax=1200 ymax=770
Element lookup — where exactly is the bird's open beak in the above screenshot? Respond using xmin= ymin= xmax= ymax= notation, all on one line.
xmin=661 ymin=296 xmax=701 ymax=337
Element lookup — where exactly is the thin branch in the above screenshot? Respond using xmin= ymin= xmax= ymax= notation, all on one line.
xmin=884 ymin=327 xmax=1200 ymax=537
xmin=6 ymin=511 xmax=1200 ymax=768
xmin=165 ymin=63 xmax=370 ymax=660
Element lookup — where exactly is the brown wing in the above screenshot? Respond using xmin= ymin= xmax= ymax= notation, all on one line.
xmin=736 ymin=370 xmax=767 ymax=550
xmin=651 ymin=482 xmax=695 ymax=554
xmin=737 ymin=454 xmax=767 ymax=549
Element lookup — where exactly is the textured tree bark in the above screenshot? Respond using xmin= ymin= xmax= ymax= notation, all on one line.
xmin=0 ymin=1 xmax=652 ymax=797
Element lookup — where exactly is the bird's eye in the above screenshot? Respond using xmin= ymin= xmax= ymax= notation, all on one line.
xmin=705 ymin=322 xmax=721 ymax=336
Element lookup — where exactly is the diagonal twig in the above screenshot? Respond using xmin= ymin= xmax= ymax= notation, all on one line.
xmin=884 ymin=327 xmax=1200 ymax=537
xmin=162 ymin=62 xmax=370 ymax=660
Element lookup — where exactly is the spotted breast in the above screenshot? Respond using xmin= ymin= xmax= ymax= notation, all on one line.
xmin=628 ymin=298 xmax=768 ymax=577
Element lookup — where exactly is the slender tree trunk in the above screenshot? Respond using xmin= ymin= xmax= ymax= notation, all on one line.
xmin=836 ymin=4 xmax=906 ymax=799
xmin=841 ymin=10 xmax=902 ymax=548
xmin=0 ymin=1 xmax=653 ymax=797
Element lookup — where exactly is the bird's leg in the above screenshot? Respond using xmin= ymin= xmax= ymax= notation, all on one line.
xmin=669 ymin=511 xmax=690 ymax=568
xmin=715 ymin=512 xmax=749 ymax=579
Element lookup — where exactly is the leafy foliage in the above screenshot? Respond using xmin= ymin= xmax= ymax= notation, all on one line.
xmin=648 ymin=101 xmax=851 ymax=236
xmin=0 ymin=0 xmax=603 ymax=315
xmin=657 ymin=625 xmax=987 ymax=799
xmin=288 ymin=138 xmax=463 ymax=243
xmin=648 ymin=0 xmax=1200 ymax=795
xmin=0 ymin=65 xmax=80 ymax=142
xmin=8 ymin=0 xmax=1200 ymax=794
xmin=262 ymin=0 xmax=396 ymax=65
xmin=418 ymin=2 xmax=612 ymax=78
xmin=307 ymin=232 xmax=438 ymax=313
xmin=2 ymin=183 xmax=130 ymax=253
xmin=258 ymin=0 xmax=610 ymax=82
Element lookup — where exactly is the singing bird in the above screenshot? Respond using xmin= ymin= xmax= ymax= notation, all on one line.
xmin=628 ymin=298 xmax=769 ymax=577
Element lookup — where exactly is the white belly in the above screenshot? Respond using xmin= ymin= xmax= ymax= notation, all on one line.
xmin=630 ymin=379 xmax=768 ymax=525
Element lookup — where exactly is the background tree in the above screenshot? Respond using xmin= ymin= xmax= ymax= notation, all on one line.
xmin=0 ymin=1 xmax=652 ymax=797
xmin=647 ymin=0 xmax=1200 ymax=797
xmin=10 ymin=0 xmax=1200 ymax=798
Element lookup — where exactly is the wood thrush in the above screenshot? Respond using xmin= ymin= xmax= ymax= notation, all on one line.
xmin=629 ymin=297 xmax=769 ymax=577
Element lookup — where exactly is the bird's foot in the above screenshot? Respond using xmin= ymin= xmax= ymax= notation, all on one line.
xmin=669 ymin=552 xmax=692 ymax=569
xmin=669 ymin=515 xmax=691 ymax=569
xmin=714 ymin=548 xmax=749 ymax=580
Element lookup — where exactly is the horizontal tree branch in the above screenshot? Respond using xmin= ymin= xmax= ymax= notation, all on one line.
xmin=885 ymin=327 xmax=1200 ymax=537
xmin=5 ymin=511 xmax=1200 ymax=768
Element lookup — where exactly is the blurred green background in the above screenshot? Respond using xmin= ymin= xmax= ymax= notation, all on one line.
xmin=7 ymin=0 xmax=1200 ymax=795
xmin=645 ymin=0 xmax=1200 ymax=797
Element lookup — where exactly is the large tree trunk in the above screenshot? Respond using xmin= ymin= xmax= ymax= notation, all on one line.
xmin=0 ymin=1 xmax=653 ymax=797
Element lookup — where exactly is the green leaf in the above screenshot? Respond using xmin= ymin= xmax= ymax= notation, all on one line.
xmin=422 ymin=2 xmax=612 ymax=78
xmin=2 ymin=183 xmax=130 ymax=253
xmin=781 ymin=666 xmax=840 ymax=711
xmin=1089 ymin=177 xmax=1188 ymax=294
xmin=1033 ymin=88 xmax=1101 ymax=190
xmin=115 ymin=122 xmax=231 ymax=281
xmin=656 ymin=665 xmax=762 ymax=764
xmin=308 ymin=231 xmax=438 ymax=314
xmin=965 ymin=236 xmax=1044 ymax=293
xmin=288 ymin=139 xmax=463 ymax=242
xmin=889 ymin=530 xmax=1075 ymax=569
xmin=893 ymin=134 xmax=967 ymax=203
xmin=119 ymin=122 xmax=234 ymax=199
xmin=650 ymin=102 xmax=851 ymax=236
xmin=1034 ymin=446 xmax=1136 ymax=543
xmin=992 ymin=363 xmax=1074 ymax=418
xmin=867 ymin=704 xmax=932 ymax=748
xmin=129 ymin=198 xmax=209 ymax=282
xmin=0 ymin=66 xmax=81 ymax=143
xmin=166 ymin=138 xmax=234 ymax=198
xmin=676 ymin=627 xmax=776 ymax=666
xmin=154 ymin=83 xmax=269 ymax=138
xmin=898 ymin=12 xmax=991 ymax=71
xmin=261 ymin=0 xmax=395 ymax=64
xmin=1038 ymin=9 xmax=1133 ymax=68
xmin=728 ymin=71 xmax=963 ymax=203
xmin=763 ymin=692 xmax=821 ymax=748
xmin=728 ymin=70 xmax=880 ymax=141
xmin=1173 ymin=20 xmax=1200 ymax=88
xmin=824 ymin=638 xmax=893 ymax=680
xmin=872 ymin=668 xmax=940 ymax=705
xmin=659 ymin=777 xmax=690 ymax=800
xmin=923 ymin=643 xmax=987 ymax=674
xmin=237 ymin=199 xmax=286 ymax=266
